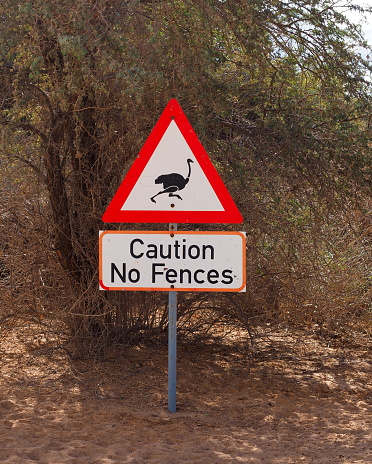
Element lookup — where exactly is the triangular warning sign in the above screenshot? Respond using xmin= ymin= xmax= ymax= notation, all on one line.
xmin=102 ymin=99 xmax=243 ymax=224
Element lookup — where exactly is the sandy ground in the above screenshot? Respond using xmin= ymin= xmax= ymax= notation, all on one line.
xmin=0 ymin=323 xmax=371 ymax=464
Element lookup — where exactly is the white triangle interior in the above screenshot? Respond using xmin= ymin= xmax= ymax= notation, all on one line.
xmin=121 ymin=121 xmax=225 ymax=212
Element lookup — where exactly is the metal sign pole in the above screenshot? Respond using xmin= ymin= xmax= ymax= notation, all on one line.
xmin=168 ymin=223 xmax=177 ymax=413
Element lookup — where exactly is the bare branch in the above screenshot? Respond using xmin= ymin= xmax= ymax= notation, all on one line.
xmin=19 ymin=82 xmax=55 ymax=121
xmin=4 ymin=152 xmax=46 ymax=183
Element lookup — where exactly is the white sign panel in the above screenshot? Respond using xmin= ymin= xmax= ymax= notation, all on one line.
xmin=99 ymin=231 xmax=246 ymax=292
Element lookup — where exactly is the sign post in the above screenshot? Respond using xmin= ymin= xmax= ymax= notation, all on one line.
xmin=168 ymin=223 xmax=177 ymax=413
xmin=100 ymin=99 xmax=245 ymax=412
xmin=168 ymin=289 xmax=177 ymax=412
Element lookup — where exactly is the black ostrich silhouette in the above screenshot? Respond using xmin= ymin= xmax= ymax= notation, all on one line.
xmin=150 ymin=158 xmax=194 ymax=203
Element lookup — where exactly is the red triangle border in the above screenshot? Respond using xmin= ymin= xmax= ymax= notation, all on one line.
xmin=102 ymin=99 xmax=243 ymax=224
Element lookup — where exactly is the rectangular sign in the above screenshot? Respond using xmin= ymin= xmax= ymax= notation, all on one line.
xmin=99 ymin=231 xmax=246 ymax=292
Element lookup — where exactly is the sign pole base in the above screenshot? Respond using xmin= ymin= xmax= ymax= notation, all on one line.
xmin=168 ymin=223 xmax=177 ymax=413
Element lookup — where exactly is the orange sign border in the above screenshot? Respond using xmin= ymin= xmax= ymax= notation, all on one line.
xmin=99 ymin=231 xmax=246 ymax=292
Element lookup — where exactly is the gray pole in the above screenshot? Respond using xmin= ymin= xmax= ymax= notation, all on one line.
xmin=168 ymin=223 xmax=177 ymax=413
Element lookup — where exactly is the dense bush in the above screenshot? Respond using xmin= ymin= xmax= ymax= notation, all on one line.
xmin=1 ymin=0 xmax=371 ymax=355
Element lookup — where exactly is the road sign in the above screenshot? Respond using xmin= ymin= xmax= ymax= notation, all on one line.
xmin=101 ymin=99 xmax=243 ymax=223
xmin=99 ymin=231 xmax=246 ymax=292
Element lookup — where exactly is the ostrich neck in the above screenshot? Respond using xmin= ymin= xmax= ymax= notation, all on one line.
xmin=187 ymin=160 xmax=192 ymax=179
